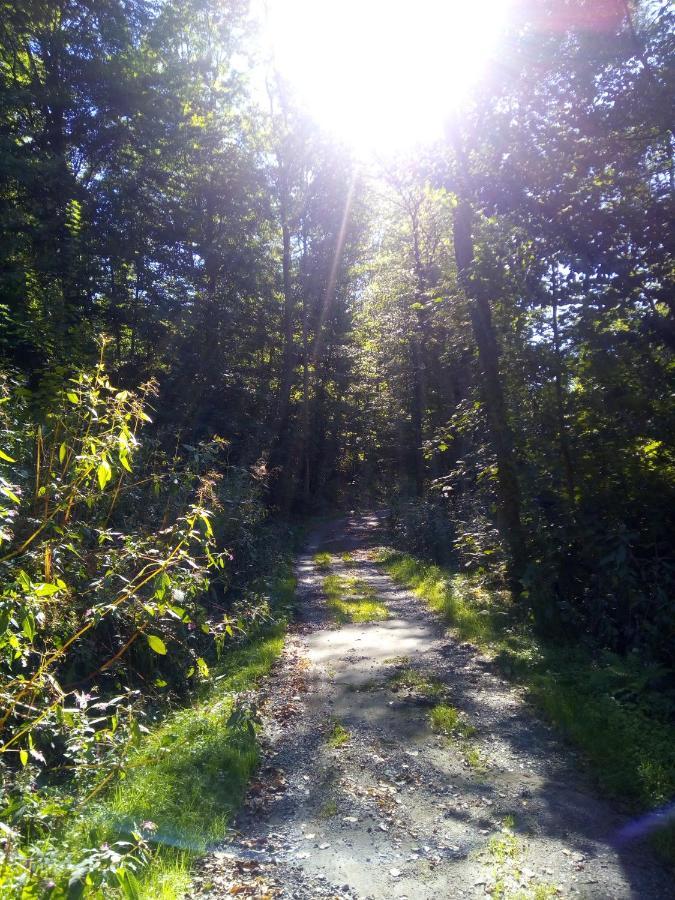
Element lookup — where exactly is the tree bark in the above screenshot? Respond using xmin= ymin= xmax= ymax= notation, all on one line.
xmin=453 ymin=195 xmax=527 ymax=590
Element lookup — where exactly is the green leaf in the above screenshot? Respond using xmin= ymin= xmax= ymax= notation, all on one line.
xmin=97 ymin=459 xmax=112 ymax=490
xmin=147 ymin=634 xmax=167 ymax=655
xmin=34 ymin=582 xmax=61 ymax=596
xmin=0 ymin=485 xmax=20 ymax=504
xmin=0 ymin=450 xmax=15 ymax=463
xmin=59 ymin=442 xmax=67 ymax=464
xmin=66 ymin=392 xmax=79 ymax=405
xmin=200 ymin=512 xmax=213 ymax=538
xmin=22 ymin=615 xmax=35 ymax=641
xmin=20 ymin=749 xmax=28 ymax=767
xmin=119 ymin=452 xmax=132 ymax=473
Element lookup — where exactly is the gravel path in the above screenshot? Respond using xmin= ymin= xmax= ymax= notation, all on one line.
xmin=191 ymin=514 xmax=671 ymax=899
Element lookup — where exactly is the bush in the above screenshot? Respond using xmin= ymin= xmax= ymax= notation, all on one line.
xmin=0 ymin=345 xmax=275 ymax=894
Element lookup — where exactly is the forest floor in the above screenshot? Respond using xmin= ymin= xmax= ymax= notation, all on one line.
xmin=190 ymin=514 xmax=671 ymax=899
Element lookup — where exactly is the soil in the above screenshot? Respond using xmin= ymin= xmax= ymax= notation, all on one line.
xmin=191 ymin=514 xmax=672 ymax=900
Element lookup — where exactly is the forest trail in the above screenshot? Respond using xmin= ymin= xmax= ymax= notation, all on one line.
xmin=192 ymin=515 xmax=670 ymax=900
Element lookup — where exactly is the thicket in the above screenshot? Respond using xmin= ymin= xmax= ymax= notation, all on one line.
xmin=0 ymin=346 xmax=295 ymax=894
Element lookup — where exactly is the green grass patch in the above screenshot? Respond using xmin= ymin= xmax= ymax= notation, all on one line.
xmin=380 ymin=549 xmax=675 ymax=863
xmin=44 ymin=567 xmax=297 ymax=898
xmin=429 ymin=702 xmax=475 ymax=738
xmin=486 ymin=822 xmax=558 ymax=899
xmin=319 ymin=799 xmax=338 ymax=818
xmin=391 ymin=667 xmax=445 ymax=699
xmin=313 ymin=551 xmax=333 ymax=570
xmin=326 ymin=721 xmax=351 ymax=748
xmin=323 ymin=573 xmax=389 ymax=623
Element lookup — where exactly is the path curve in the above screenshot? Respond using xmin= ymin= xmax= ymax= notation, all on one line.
xmin=192 ymin=514 xmax=671 ymax=899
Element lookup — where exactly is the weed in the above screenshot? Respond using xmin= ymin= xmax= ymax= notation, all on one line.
xmin=319 ymin=799 xmax=339 ymax=818
xmin=327 ymin=721 xmax=351 ymax=748
xmin=429 ymin=703 xmax=475 ymax=738
xmin=391 ymin=667 xmax=445 ymax=698
xmin=313 ymin=551 xmax=333 ymax=570
xmin=464 ymin=746 xmax=486 ymax=772
xmin=59 ymin=566 xmax=295 ymax=898
xmin=485 ymin=821 xmax=559 ymax=900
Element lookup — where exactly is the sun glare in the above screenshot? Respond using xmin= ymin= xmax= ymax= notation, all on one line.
xmin=259 ymin=0 xmax=512 ymax=153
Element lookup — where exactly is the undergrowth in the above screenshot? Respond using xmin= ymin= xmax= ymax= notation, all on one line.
xmin=4 ymin=564 xmax=296 ymax=898
xmin=379 ymin=549 xmax=675 ymax=864
xmin=429 ymin=703 xmax=475 ymax=738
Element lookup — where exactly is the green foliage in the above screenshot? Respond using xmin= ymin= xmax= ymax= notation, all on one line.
xmin=0 ymin=353 xmax=291 ymax=895
xmin=429 ymin=703 xmax=475 ymax=738
xmin=1 ymin=0 xmax=675 ymax=888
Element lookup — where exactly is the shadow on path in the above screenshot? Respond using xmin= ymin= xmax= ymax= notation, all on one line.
xmin=192 ymin=513 xmax=672 ymax=900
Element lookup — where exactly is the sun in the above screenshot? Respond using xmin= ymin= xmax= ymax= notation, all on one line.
xmin=257 ymin=0 xmax=512 ymax=154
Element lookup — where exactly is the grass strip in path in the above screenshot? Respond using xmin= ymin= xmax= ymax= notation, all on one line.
xmin=378 ymin=550 xmax=675 ymax=864
xmin=323 ymin=572 xmax=389 ymax=623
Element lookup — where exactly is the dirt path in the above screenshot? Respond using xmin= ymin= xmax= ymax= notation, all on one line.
xmin=192 ymin=514 xmax=671 ymax=899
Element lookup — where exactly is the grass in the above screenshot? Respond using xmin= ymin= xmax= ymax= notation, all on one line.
xmin=313 ymin=551 xmax=333 ymax=570
xmin=322 ymin=573 xmax=389 ymax=623
xmin=59 ymin=565 xmax=297 ymax=898
xmin=429 ymin=702 xmax=475 ymax=738
xmin=391 ymin=666 xmax=445 ymax=699
xmin=319 ymin=799 xmax=339 ymax=819
xmin=379 ymin=549 xmax=675 ymax=863
xmin=429 ymin=702 xmax=480 ymax=772
xmin=485 ymin=821 xmax=558 ymax=899
xmin=326 ymin=720 xmax=351 ymax=748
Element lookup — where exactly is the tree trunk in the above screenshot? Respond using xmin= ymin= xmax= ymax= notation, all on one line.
xmin=453 ymin=196 xmax=527 ymax=590
xmin=551 ymin=288 xmax=576 ymax=503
